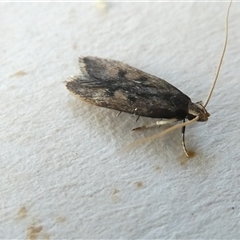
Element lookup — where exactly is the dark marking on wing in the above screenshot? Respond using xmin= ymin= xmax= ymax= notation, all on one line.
xmin=118 ymin=69 xmax=127 ymax=79
xmin=66 ymin=56 xmax=192 ymax=119
xmin=127 ymin=95 xmax=138 ymax=104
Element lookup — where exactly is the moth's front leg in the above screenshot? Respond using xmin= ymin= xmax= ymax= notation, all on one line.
xmin=132 ymin=118 xmax=178 ymax=131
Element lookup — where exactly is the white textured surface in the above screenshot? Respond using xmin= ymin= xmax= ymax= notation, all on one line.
xmin=1 ymin=2 xmax=240 ymax=239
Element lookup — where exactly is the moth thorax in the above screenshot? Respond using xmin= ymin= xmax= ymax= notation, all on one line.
xmin=188 ymin=102 xmax=210 ymax=122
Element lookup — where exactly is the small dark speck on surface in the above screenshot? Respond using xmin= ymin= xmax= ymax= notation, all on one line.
xmin=179 ymin=150 xmax=196 ymax=165
xmin=134 ymin=181 xmax=143 ymax=188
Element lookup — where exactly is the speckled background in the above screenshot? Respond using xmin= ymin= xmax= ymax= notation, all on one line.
xmin=1 ymin=2 xmax=240 ymax=239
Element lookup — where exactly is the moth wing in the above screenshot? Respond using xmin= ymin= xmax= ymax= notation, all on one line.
xmin=66 ymin=56 xmax=191 ymax=119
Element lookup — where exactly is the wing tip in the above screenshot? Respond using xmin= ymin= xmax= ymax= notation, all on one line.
xmin=65 ymin=56 xmax=102 ymax=93
xmin=65 ymin=75 xmax=80 ymax=93
xmin=65 ymin=56 xmax=90 ymax=87
xmin=78 ymin=56 xmax=89 ymax=77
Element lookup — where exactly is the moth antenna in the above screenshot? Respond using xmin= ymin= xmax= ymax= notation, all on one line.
xmin=181 ymin=120 xmax=189 ymax=157
xmin=204 ymin=0 xmax=232 ymax=107
xmin=124 ymin=116 xmax=199 ymax=152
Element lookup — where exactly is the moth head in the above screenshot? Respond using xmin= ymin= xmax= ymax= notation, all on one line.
xmin=187 ymin=101 xmax=210 ymax=122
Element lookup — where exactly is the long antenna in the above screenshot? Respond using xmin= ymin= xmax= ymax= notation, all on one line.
xmin=204 ymin=0 xmax=232 ymax=107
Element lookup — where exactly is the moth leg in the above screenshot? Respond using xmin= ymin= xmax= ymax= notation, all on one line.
xmin=136 ymin=116 xmax=140 ymax=122
xmin=181 ymin=119 xmax=190 ymax=157
xmin=116 ymin=111 xmax=122 ymax=117
xmin=132 ymin=118 xmax=177 ymax=131
xmin=133 ymin=108 xmax=141 ymax=122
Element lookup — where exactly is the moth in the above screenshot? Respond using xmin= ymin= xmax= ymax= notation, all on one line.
xmin=66 ymin=2 xmax=231 ymax=157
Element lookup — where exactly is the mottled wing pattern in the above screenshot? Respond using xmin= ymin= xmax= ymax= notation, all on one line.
xmin=66 ymin=56 xmax=191 ymax=119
